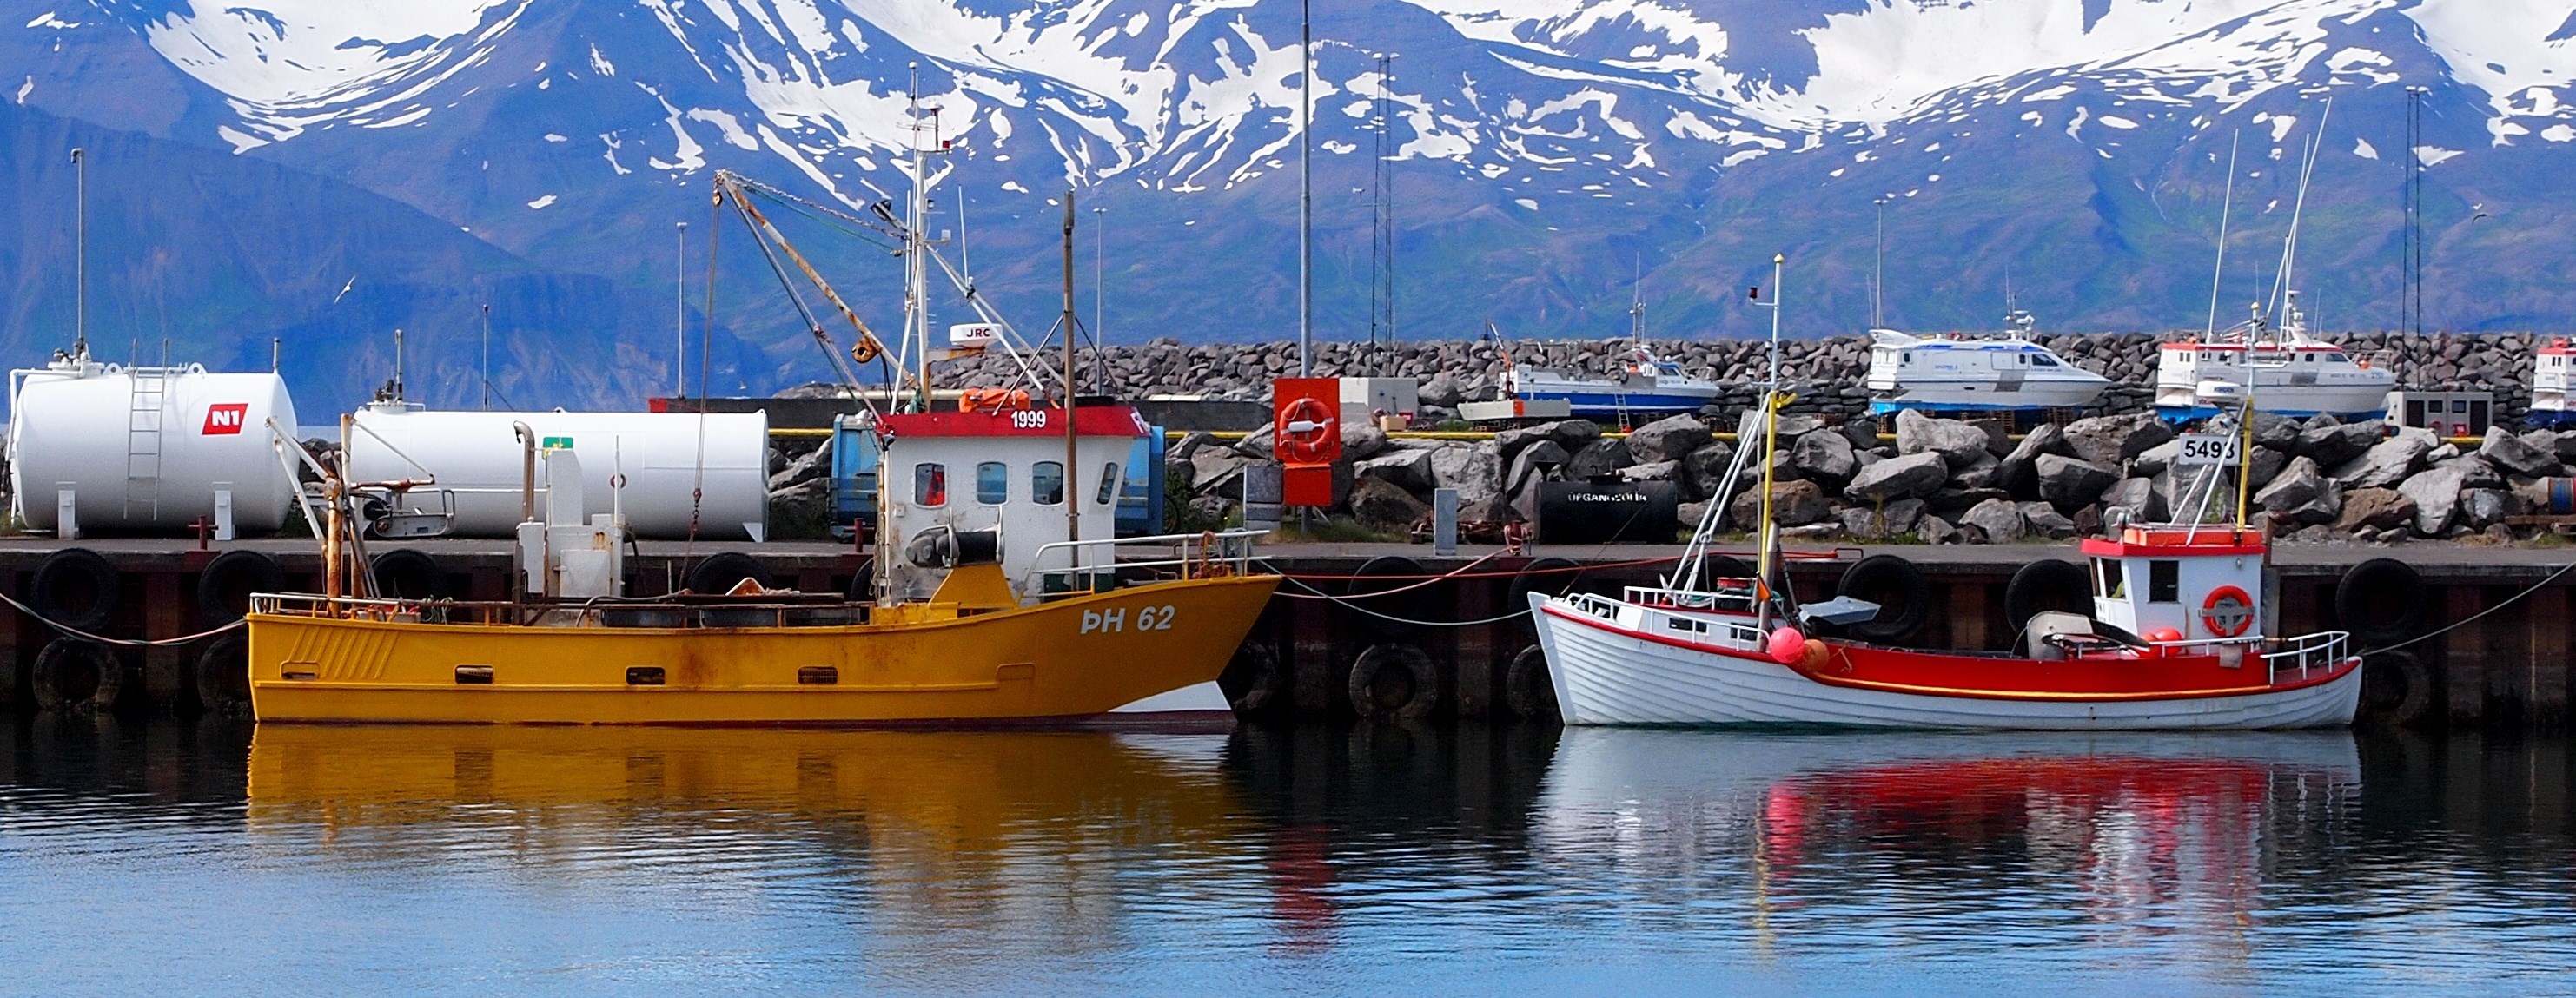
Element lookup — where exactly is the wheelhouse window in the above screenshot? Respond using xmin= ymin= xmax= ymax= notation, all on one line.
xmin=914 ymin=463 xmax=948 ymax=507
xmin=1095 ymin=462 xmax=1121 ymax=506
xmin=975 ymin=461 xmax=1009 ymax=505
xmin=2148 ymin=560 xmax=2179 ymax=604
xmin=2095 ymin=558 xmax=2125 ymax=598
xmin=2032 ymin=354 xmax=2058 ymax=367
xmin=1031 ymin=461 xmax=1065 ymax=506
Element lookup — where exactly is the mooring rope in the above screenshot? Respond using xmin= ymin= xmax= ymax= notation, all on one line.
xmin=2356 ymin=559 xmax=2576 ymax=658
xmin=0 ymin=592 xmax=243 ymax=648
xmin=1267 ymin=573 xmax=1537 ymax=627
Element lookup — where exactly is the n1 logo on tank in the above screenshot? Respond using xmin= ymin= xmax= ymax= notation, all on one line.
xmin=1080 ymin=605 xmax=1177 ymax=634
xmin=201 ymin=403 xmax=248 ymax=435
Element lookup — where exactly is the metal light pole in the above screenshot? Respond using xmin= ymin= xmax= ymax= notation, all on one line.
xmin=1871 ymin=196 xmax=1887 ymax=329
xmin=1091 ymin=205 xmax=1106 ymax=344
xmin=1297 ymin=0 xmax=1312 ymax=376
xmin=1769 ymin=253 xmax=1785 ymax=389
xmin=675 ymin=221 xmax=688 ymax=399
xmin=70 ymin=147 xmax=85 ymax=356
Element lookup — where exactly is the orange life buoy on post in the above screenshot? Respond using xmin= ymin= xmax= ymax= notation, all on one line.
xmin=2201 ymin=585 xmax=2255 ymax=638
xmin=1277 ymin=396 xmax=1336 ymax=464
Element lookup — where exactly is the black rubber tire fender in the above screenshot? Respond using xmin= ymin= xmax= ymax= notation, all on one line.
xmin=370 ymin=548 xmax=452 ymax=601
xmin=196 ymin=550 xmax=284 ymax=626
xmin=1222 ymin=641 xmax=1283 ymax=715
xmin=2360 ymin=650 xmax=2433 ymax=727
xmin=1345 ymin=555 xmax=1430 ymax=638
xmin=1347 ymin=643 xmax=1440 ymax=719
xmin=195 ymin=631 xmax=252 ymax=716
xmin=1836 ymin=554 xmax=1931 ymax=644
xmin=30 ymin=638 xmax=122 ymax=713
xmin=2336 ymin=558 xmax=2427 ymax=645
xmin=30 ymin=548 xmax=120 ymax=633
xmin=1504 ymin=644 xmax=1559 ymax=721
xmin=2003 ymin=559 xmax=2093 ymax=637
xmin=685 ymin=552 xmax=772 ymax=596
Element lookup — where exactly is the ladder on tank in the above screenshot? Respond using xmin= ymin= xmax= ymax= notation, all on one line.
xmin=125 ymin=366 xmax=165 ymax=522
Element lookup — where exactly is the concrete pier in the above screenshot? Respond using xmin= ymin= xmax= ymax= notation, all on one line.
xmin=0 ymin=536 xmax=2560 ymax=729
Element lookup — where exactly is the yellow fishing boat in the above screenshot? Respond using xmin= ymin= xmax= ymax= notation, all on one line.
xmin=248 ymin=404 xmax=1277 ymax=728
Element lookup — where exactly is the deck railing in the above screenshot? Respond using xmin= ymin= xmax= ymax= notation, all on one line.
xmin=1016 ymin=529 xmax=1267 ymax=594
xmin=2259 ymin=630 xmax=2352 ymax=685
xmin=1621 ymin=584 xmax=1758 ymax=615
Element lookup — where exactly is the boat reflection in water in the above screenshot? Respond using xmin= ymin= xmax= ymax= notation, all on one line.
xmin=1536 ymin=730 xmax=2358 ymax=946
xmin=245 ymin=724 xmax=1249 ymax=961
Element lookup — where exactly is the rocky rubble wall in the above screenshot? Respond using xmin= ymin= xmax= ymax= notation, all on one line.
xmin=930 ymin=332 xmax=2555 ymax=423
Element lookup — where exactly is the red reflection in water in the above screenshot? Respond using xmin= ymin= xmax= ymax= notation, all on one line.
xmin=1760 ymin=757 xmax=2288 ymax=928
xmin=1268 ymin=825 xmax=1337 ymax=950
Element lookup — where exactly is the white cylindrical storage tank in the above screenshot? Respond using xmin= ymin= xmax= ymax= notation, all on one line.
xmin=346 ymin=407 xmax=771 ymax=540
xmin=8 ymin=360 xmax=302 ymax=534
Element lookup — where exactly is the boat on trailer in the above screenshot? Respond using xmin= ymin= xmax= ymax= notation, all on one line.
xmin=1864 ymin=310 xmax=2109 ymax=415
xmin=2531 ymin=337 xmax=2576 ymax=429
xmin=2154 ymin=296 xmax=2394 ymax=421
xmin=1529 ymin=351 xmax=2362 ymax=730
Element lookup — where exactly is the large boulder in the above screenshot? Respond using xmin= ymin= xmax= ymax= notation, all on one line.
xmin=2034 ymin=453 xmax=2120 ymax=508
xmin=1895 ymin=409 xmax=1996 ymax=470
xmin=1729 ymin=479 xmax=1834 ymax=528
xmin=2333 ymin=487 xmax=2418 ymax=533
xmin=1615 ymin=460 xmax=1681 ymax=484
xmin=1994 ymin=422 xmax=2076 ymax=499
xmin=1231 ymin=424 xmax=1277 ymax=459
xmin=2252 ymin=411 xmax=2302 ymax=453
xmin=1496 ymin=419 xmax=1599 ymax=464
xmin=1683 ymin=441 xmax=1739 ymax=502
xmin=1927 ymin=486 xmax=2009 ymax=519
xmin=1340 ymin=422 xmax=1391 ymax=461
xmin=2397 ymin=465 xmax=2470 ymax=536
xmin=2329 ymin=433 xmax=2434 ymax=490
xmin=2248 ymin=446 xmax=2288 ymax=491
xmin=1190 ymin=447 xmax=1251 ymax=497
xmin=768 ymin=477 xmax=835 ymax=540
xmin=2063 ymin=413 xmax=2176 ymax=467
xmin=2295 ymin=418 xmax=2380 ymax=468
xmin=1949 ymin=451 xmax=2004 ymax=490
xmin=1349 ymin=478 xmax=1429 ymax=533
xmin=1624 ymin=413 xmax=1712 ymax=463
xmin=1418 ymin=371 xmax=1465 ymax=407
xmin=1959 ymin=497 xmax=2027 ymax=543
xmin=2099 ymin=476 xmax=2169 ymax=524
xmin=1429 ymin=442 xmax=1503 ymax=506
xmin=2255 ymin=456 xmax=2345 ymax=525
xmin=2481 ymin=429 xmax=2565 ymax=478
xmin=2462 ymin=488 xmax=2510 ymax=529
xmin=1563 ymin=438 xmax=1635 ymax=480
xmin=2019 ymin=501 xmax=2078 ymax=539
xmin=1353 ymin=447 xmax=1435 ymax=492
xmin=1843 ymin=451 xmax=1950 ymax=503
xmin=2128 ymin=438 xmax=2182 ymax=479
xmin=767 ymin=441 xmax=831 ymax=491
xmin=2433 ymin=455 xmax=2504 ymax=491
xmin=1791 ymin=428 xmax=1859 ymax=486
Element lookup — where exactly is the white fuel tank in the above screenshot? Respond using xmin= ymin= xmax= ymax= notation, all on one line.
xmin=8 ymin=358 xmax=302 ymax=535
xmin=346 ymin=406 xmax=770 ymax=540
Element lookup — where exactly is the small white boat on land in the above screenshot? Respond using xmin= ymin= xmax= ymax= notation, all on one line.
xmin=1528 ymin=359 xmax=2361 ymax=730
xmin=1864 ymin=311 xmax=2109 ymax=415
xmin=2154 ymin=295 xmax=2394 ymax=420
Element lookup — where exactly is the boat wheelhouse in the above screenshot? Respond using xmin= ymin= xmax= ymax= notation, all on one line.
xmin=1864 ymin=312 xmax=2109 ymax=415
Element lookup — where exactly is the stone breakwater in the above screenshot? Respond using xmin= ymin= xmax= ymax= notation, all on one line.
xmin=1156 ymin=407 xmax=2576 ymax=547
xmin=932 ymin=332 xmax=2556 ymax=422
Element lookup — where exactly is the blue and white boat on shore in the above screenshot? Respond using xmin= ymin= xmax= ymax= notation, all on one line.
xmin=1864 ymin=311 xmax=2110 ymax=415
xmin=1502 ymin=340 xmax=1724 ymax=422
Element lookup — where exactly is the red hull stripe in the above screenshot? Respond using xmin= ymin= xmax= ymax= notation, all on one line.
xmin=1542 ymin=605 xmax=2360 ymax=704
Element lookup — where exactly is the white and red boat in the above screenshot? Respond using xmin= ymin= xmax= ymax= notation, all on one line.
xmin=1527 ymin=395 xmax=2363 ymax=730
xmin=2531 ymin=336 xmax=2576 ymax=429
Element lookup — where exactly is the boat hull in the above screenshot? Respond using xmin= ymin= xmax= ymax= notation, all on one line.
xmin=1865 ymin=377 xmax=2109 ymax=414
xmin=1530 ymin=594 xmax=2361 ymax=730
xmin=1515 ymin=388 xmax=1716 ymax=418
xmin=248 ymin=575 xmax=1278 ymax=727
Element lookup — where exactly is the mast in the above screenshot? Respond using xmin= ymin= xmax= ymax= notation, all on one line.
xmin=1755 ymin=253 xmax=1785 ymax=594
xmin=2206 ymin=130 xmax=2238 ymax=340
xmin=1063 ymin=191 xmax=1081 ymax=560
xmin=1297 ymin=0 xmax=1312 ymax=376
xmin=675 ymin=221 xmax=688 ymax=399
xmin=70 ymin=147 xmax=85 ymax=357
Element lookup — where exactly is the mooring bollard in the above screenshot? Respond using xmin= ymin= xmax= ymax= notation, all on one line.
xmin=1432 ymin=488 xmax=1459 ymax=556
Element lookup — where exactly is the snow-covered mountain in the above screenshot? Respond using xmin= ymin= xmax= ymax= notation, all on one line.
xmin=7 ymin=0 xmax=2576 ymax=412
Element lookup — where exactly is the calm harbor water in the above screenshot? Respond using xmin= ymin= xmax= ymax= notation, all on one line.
xmin=1 ymin=720 xmax=2570 ymax=995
